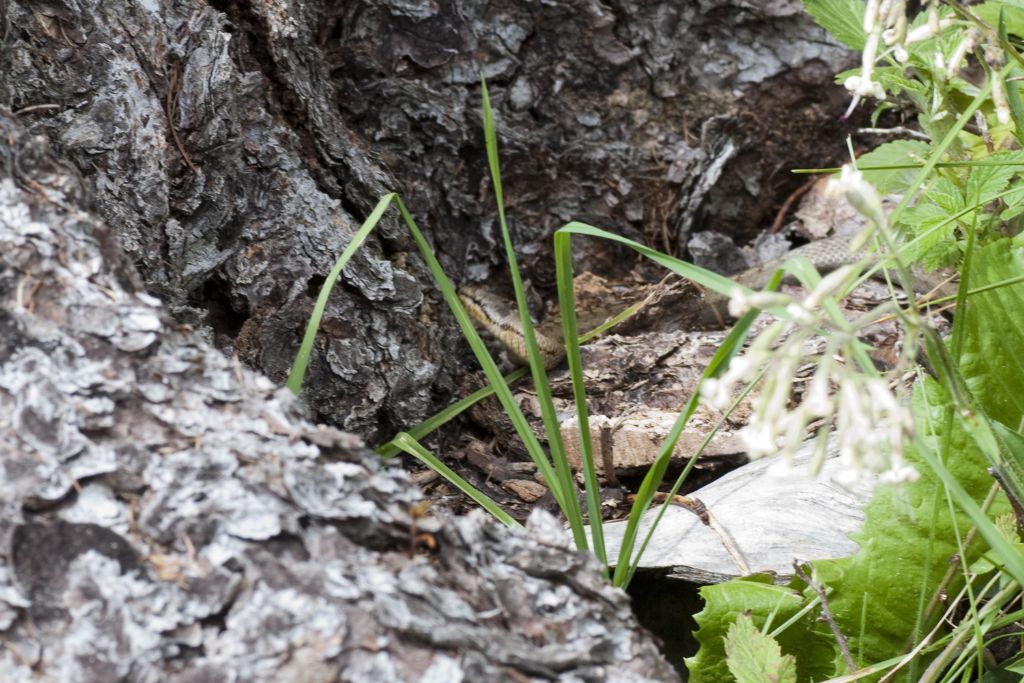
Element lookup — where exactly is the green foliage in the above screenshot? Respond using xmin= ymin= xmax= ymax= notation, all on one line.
xmin=802 ymin=0 xmax=867 ymax=49
xmin=974 ymin=1 xmax=1024 ymax=38
xmin=960 ymin=237 xmax=1024 ymax=426
xmin=293 ymin=80 xmax=772 ymax=587
xmin=688 ymin=576 xmax=835 ymax=682
xmin=856 ymin=140 xmax=931 ymax=194
xmin=725 ymin=612 xmax=798 ymax=683
xmin=294 ymin=2 xmax=1024 ymax=679
xmin=688 ymin=3 xmax=1024 ymax=679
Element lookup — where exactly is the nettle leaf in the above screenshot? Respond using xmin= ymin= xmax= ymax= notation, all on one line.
xmin=999 ymin=184 xmax=1024 ymax=221
xmin=899 ymin=201 xmax=958 ymax=267
xmin=803 ymin=377 xmax=1007 ymax=680
xmin=875 ymin=66 xmax=930 ymax=109
xmin=688 ymin=575 xmax=834 ymax=682
xmin=857 ymin=140 xmax=931 ymax=195
xmin=725 ymin=613 xmax=798 ymax=683
xmin=959 ymin=238 xmax=1024 ymax=427
xmin=806 ymin=240 xmax=1024 ymax=676
xmin=927 ymin=174 xmax=965 ymax=215
xmin=803 ymin=0 xmax=866 ymax=50
xmin=966 ymin=151 xmax=1024 ymax=206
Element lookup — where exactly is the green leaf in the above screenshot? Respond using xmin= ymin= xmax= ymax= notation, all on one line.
xmin=803 ymin=0 xmax=867 ymax=50
xmin=966 ymin=151 xmax=1024 ymax=207
xmin=725 ymin=613 xmax=798 ymax=683
xmin=690 ymin=379 xmax=1009 ymax=680
xmin=974 ymin=2 xmax=1024 ymax=39
xmin=856 ymin=140 xmax=932 ymax=195
xmin=688 ymin=576 xmax=835 ymax=682
xmin=899 ymin=201 xmax=959 ymax=268
xmin=959 ymin=238 xmax=1024 ymax=426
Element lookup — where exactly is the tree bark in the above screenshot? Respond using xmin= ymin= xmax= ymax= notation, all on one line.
xmin=0 ymin=111 xmax=679 ymax=681
xmin=0 ymin=0 xmax=855 ymax=442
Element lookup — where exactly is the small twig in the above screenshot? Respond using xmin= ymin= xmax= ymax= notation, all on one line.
xmin=705 ymin=508 xmax=750 ymax=576
xmin=599 ymin=415 xmax=625 ymax=487
xmin=647 ymin=493 xmax=752 ymax=575
xmin=856 ymin=126 xmax=931 ymax=141
xmin=793 ymin=560 xmax=857 ymax=673
xmin=165 ymin=61 xmax=199 ymax=175
xmin=770 ymin=176 xmax=817 ymax=234
xmin=975 ymin=111 xmax=995 ymax=153
xmin=13 ymin=103 xmax=62 ymax=116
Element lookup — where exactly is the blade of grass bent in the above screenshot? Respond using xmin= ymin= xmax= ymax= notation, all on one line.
xmin=390 ymin=196 xmax=574 ymax=522
xmin=393 ymin=432 xmax=521 ymax=528
xmin=287 ymin=193 xmax=395 ymax=394
xmin=481 ymin=79 xmax=586 ymax=548
xmin=376 ymin=367 xmax=531 ymax=459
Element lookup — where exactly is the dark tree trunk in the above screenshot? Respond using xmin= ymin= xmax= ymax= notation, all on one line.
xmin=0 ymin=0 xmax=855 ymax=444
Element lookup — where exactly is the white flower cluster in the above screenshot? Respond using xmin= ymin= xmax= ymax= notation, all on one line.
xmin=701 ymin=163 xmax=919 ymax=485
xmin=702 ymin=283 xmax=917 ymax=485
xmin=844 ymin=0 xmax=955 ymax=117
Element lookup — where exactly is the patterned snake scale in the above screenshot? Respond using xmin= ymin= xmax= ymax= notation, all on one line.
xmin=459 ymin=234 xmax=955 ymax=368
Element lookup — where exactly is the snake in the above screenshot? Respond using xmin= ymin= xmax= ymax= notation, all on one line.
xmin=458 ymin=234 xmax=954 ymax=368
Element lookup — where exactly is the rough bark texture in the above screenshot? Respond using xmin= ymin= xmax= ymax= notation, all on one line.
xmin=0 ymin=115 xmax=680 ymax=681
xmin=0 ymin=0 xmax=856 ymax=443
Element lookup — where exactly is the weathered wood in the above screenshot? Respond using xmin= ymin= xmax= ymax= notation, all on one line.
xmin=603 ymin=438 xmax=876 ymax=584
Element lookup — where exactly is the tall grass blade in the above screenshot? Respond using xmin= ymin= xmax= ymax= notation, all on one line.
xmin=393 ymin=432 xmax=521 ymax=528
xmin=287 ymin=193 xmax=396 ymax=394
xmin=553 ymin=230 xmax=607 ymax=567
xmin=389 ymin=196 xmax=579 ymax=531
xmin=480 ymin=79 xmax=587 ymax=548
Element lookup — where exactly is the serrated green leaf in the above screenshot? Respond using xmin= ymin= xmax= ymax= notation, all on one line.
xmin=857 ymin=140 xmax=932 ymax=194
xmin=899 ymin=201 xmax=958 ymax=265
xmin=690 ymin=385 xmax=1010 ymax=681
xmin=874 ymin=66 xmax=931 ymax=110
xmin=966 ymin=151 xmax=1024 ymax=206
xmin=960 ymin=238 xmax=1024 ymax=425
xmin=688 ymin=576 xmax=835 ymax=682
xmin=803 ymin=0 xmax=866 ymax=50
xmin=810 ymin=379 xmax=1008 ymax=679
xmin=928 ymin=175 xmax=966 ymax=214
xmin=999 ymin=184 xmax=1024 ymax=221
xmin=725 ymin=613 xmax=798 ymax=683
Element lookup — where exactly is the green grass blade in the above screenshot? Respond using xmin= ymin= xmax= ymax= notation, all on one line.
xmin=287 ymin=193 xmax=396 ymax=394
xmin=554 ymin=229 xmax=607 ymax=568
xmin=557 ymin=222 xmax=747 ymax=296
xmin=376 ymin=367 xmax=531 ymax=459
xmin=389 ymin=195 xmax=576 ymax=527
xmin=480 ymin=78 xmax=587 ymax=549
xmin=546 ymin=219 xmax=769 ymax=586
xmin=393 ymin=432 xmax=521 ymax=528
xmin=615 ymin=304 xmax=762 ymax=587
